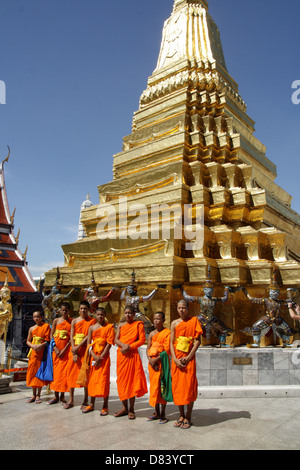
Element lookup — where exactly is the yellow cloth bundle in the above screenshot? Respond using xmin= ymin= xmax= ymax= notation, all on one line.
xmin=73 ymin=333 xmax=86 ymax=346
xmin=54 ymin=330 xmax=69 ymax=340
xmin=176 ymin=336 xmax=193 ymax=353
xmin=27 ymin=336 xmax=43 ymax=358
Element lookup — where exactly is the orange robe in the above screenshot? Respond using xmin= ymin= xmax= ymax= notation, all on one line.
xmin=116 ymin=321 xmax=148 ymax=401
xmin=50 ymin=318 xmax=72 ymax=393
xmin=67 ymin=316 xmax=96 ymax=389
xmin=171 ymin=316 xmax=202 ymax=406
xmin=148 ymin=328 xmax=171 ymax=408
xmin=88 ymin=323 xmax=115 ymax=398
xmin=26 ymin=322 xmax=51 ymax=388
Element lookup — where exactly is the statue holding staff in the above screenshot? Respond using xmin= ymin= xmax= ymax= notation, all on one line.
xmin=120 ymin=271 xmax=162 ymax=335
xmin=179 ymin=266 xmax=233 ymax=348
xmin=241 ymin=269 xmax=296 ymax=348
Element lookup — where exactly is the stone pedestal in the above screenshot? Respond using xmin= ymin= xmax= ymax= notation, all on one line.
xmin=0 ymin=375 xmax=13 ymax=394
xmin=109 ymin=345 xmax=300 ymax=398
xmin=12 ymin=360 xmax=28 ymax=383
xmin=196 ymin=346 xmax=300 ymax=388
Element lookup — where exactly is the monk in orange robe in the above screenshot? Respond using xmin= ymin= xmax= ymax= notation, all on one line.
xmin=146 ymin=311 xmax=171 ymax=424
xmin=48 ymin=302 xmax=72 ymax=404
xmin=64 ymin=300 xmax=96 ymax=409
xmin=170 ymin=299 xmax=202 ymax=429
xmin=114 ymin=305 xmax=148 ymax=420
xmin=82 ymin=307 xmax=115 ymax=415
xmin=26 ymin=310 xmax=51 ymax=403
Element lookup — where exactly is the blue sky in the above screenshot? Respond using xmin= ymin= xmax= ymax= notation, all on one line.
xmin=0 ymin=0 xmax=299 ymax=279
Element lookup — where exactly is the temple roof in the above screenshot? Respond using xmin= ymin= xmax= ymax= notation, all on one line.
xmin=0 ymin=150 xmax=36 ymax=293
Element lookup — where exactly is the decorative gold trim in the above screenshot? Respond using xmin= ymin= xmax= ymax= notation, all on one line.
xmin=128 ymin=125 xmax=180 ymax=148
xmin=134 ymin=111 xmax=183 ymax=131
xmin=67 ymin=240 xmax=168 ymax=265
xmin=116 ymin=155 xmax=183 ymax=179
xmin=103 ymin=175 xmax=177 ymax=201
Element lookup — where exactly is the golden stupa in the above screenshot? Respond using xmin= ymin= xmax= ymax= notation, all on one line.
xmin=44 ymin=0 xmax=300 ymax=345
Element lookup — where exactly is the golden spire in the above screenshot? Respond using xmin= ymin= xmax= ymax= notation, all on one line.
xmin=155 ymin=0 xmax=226 ymax=73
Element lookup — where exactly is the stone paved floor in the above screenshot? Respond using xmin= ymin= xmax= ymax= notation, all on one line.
xmin=1 ymin=382 xmax=300 ymax=451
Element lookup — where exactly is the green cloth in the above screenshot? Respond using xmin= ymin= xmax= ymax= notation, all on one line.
xmin=160 ymin=350 xmax=173 ymax=402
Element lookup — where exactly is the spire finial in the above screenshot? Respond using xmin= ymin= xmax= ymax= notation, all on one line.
xmin=154 ymin=0 xmax=225 ymax=74
xmin=10 ymin=207 xmax=16 ymax=225
xmin=1 ymin=145 xmax=10 ymax=166
xmin=174 ymin=0 xmax=208 ymax=11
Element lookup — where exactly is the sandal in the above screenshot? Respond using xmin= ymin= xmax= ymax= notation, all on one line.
xmin=146 ymin=414 xmax=159 ymax=421
xmin=128 ymin=411 xmax=136 ymax=420
xmin=114 ymin=409 xmax=128 ymax=418
xmin=35 ymin=398 xmax=42 ymax=404
xmin=47 ymin=398 xmax=59 ymax=405
xmin=100 ymin=408 xmax=109 ymax=416
xmin=180 ymin=419 xmax=192 ymax=429
xmin=63 ymin=403 xmax=74 ymax=409
xmin=82 ymin=405 xmax=94 ymax=413
xmin=26 ymin=397 xmax=36 ymax=403
xmin=159 ymin=418 xmax=169 ymax=424
xmin=173 ymin=418 xmax=184 ymax=428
